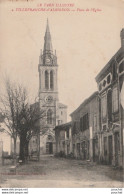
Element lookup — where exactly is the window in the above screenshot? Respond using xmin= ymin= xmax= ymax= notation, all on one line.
xmin=47 ymin=109 xmax=53 ymax=124
xmin=72 ymin=121 xmax=77 ymax=135
xmin=62 ymin=142 xmax=65 ymax=151
xmin=50 ymin=71 xmax=54 ymax=89
xmin=103 ymin=80 xmax=106 ymax=87
xmin=113 ymin=63 xmax=116 ymax=81
xmin=103 ymin=125 xmax=107 ymax=131
xmin=99 ymin=83 xmax=102 ymax=91
xmin=101 ymin=94 xmax=107 ymax=119
xmin=83 ymin=113 xmax=89 ymax=131
xmin=45 ymin=71 xmax=49 ymax=89
xmin=119 ymin=61 xmax=124 ymax=74
xmin=93 ymin=114 xmax=97 ymax=130
xmin=80 ymin=117 xmax=83 ymax=131
xmin=60 ymin=130 xmax=65 ymax=139
xmin=112 ymin=87 xmax=118 ymax=113
xmin=107 ymin=90 xmax=112 ymax=121
xmin=58 ymin=120 xmax=62 ymax=125
xmin=80 ymin=113 xmax=89 ymax=131
xmin=107 ymin=75 xmax=111 ymax=84
xmin=66 ymin=130 xmax=69 ymax=139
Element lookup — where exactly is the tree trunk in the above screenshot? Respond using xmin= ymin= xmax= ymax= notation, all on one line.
xmin=24 ymin=141 xmax=29 ymax=163
xmin=19 ymin=134 xmax=25 ymax=162
xmin=13 ymin=138 xmax=17 ymax=165
xmin=19 ymin=132 xmax=29 ymax=163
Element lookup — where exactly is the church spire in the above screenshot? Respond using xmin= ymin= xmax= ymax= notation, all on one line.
xmin=43 ymin=19 xmax=53 ymax=54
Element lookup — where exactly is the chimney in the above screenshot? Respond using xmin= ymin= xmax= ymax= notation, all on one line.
xmin=120 ymin=28 xmax=124 ymax=49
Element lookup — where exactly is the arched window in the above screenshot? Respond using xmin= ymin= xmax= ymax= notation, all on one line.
xmin=45 ymin=70 xmax=49 ymax=89
xmin=50 ymin=71 xmax=54 ymax=89
xmin=119 ymin=61 xmax=124 ymax=74
xmin=47 ymin=109 xmax=53 ymax=124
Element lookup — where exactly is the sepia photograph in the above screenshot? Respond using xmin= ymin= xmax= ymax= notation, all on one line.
xmin=0 ymin=0 xmax=124 ymax=190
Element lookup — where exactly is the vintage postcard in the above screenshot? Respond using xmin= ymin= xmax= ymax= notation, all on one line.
xmin=0 ymin=0 xmax=124 ymax=191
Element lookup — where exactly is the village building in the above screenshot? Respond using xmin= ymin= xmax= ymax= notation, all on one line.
xmin=70 ymin=92 xmax=100 ymax=162
xmin=95 ymin=29 xmax=124 ymax=168
xmin=53 ymin=122 xmax=72 ymax=155
xmin=38 ymin=20 xmax=67 ymax=155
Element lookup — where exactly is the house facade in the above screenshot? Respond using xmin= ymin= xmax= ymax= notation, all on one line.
xmin=54 ymin=122 xmax=72 ymax=155
xmin=95 ymin=29 xmax=124 ymax=167
xmin=70 ymin=92 xmax=100 ymax=161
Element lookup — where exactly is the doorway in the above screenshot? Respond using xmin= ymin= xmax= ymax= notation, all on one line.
xmin=82 ymin=141 xmax=86 ymax=160
xmin=114 ymin=132 xmax=120 ymax=166
xmin=108 ymin=135 xmax=113 ymax=165
xmin=93 ymin=138 xmax=98 ymax=162
xmin=46 ymin=142 xmax=53 ymax=154
xmin=104 ymin=137 xmax=107 ymax=164
xmin=77 ymin=143 xmax=80 ymax=158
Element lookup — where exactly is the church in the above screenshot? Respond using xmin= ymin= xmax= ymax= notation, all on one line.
xmin=38 ymin=20 xmax=67 ymax=155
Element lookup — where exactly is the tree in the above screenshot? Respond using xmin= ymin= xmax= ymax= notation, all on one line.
xmin=17 ymin=101 xmax=45 ymax=162
xmin=0 ymin=77 xmax=50 ymax=163
xmin=0 ymin=112 xmax=5 ymax=132
xmin=0 ymin=78 xmax=27 ymax=164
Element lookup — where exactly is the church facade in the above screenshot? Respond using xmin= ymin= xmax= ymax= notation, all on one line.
xmin=38 ymin=20 xmax=67 ymax=155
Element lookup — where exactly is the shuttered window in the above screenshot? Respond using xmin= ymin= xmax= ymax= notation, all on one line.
xmin=112 ymin=87 xmax=118 ymax=113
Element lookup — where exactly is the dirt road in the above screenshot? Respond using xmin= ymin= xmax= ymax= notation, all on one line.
xmin=0 ymin=155 xmax=123 ymax=188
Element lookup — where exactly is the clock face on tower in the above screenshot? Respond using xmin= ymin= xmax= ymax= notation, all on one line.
xmin=45 ymin=95 xmax=53 ymax=103
xmin=46 ymin=57 xmax=51 ymax=64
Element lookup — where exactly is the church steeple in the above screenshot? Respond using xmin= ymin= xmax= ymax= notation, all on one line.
xmin=39 ymin=19 xmax=58 ymax=94
xmin=43 ymin=19 xmax=53 ymax=54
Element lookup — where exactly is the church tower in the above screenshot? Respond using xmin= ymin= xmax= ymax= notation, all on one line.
xmin=39 ymin=19 xmax=58 ymax=106
xmin=38 ymin=20 xmax=67 ymax=155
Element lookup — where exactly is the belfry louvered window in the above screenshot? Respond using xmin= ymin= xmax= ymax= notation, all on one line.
xmin=50 ymin=70 xmax=54 ymax=89
xmin=45 ymin=70 xmax=49 ymax=89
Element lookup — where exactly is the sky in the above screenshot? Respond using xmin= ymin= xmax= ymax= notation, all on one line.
xmin=0 ymin=0 xmax=124 ymax=151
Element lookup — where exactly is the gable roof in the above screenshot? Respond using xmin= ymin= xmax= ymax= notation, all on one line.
xmin=58 ymin=102 xmax=67 ymax=108
xmin=95 ymin=48 xmax=122 ymax=82
xmin=70 ymin=91 xmax=98 ymax=116
xmin=53 ymin=121 xmax=72 ymax=131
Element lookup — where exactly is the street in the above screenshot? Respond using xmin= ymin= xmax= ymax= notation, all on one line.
xmin=0 ymin=155 xmax=123 ymax=188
